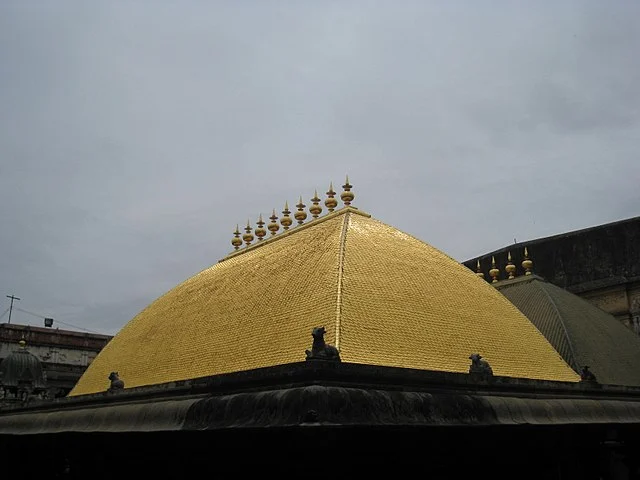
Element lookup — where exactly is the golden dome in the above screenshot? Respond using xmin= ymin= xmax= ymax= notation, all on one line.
xmin=71 ymin=208 xmax=578 ymax=395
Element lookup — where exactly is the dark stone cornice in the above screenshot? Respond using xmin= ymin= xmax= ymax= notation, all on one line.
xmin=1 ymin=362 xmax=640 ymax=434
xmin=5 ymin=361 xmax=640 ymax=414
xmin=2 ymin=383 xmax=640 ymax=435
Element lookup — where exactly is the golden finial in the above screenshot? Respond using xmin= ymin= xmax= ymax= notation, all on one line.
xmin=309 ymin=190 xmax=322 ymax=219
xmin=268 ymin=209 xmax=279 ymax=236
xmin=294 ymin=196 xmax=307 ymax=225
xmin=489 ymin=256 xmax=500 ymax=283
xmin=242 ymin=220 xmax=254 ymax=246
xmin=522 ymin=247 xmax=533 ymax=275
xmin=476 ymin=260 xmax=485 ymax=279
xmin=340 ymin=175 xmax=354 ymax=206
xmin=18 ymin=338 xmax=26 ymax=349
xmin=505 ymin=251 xmax=516 ymax=279
xmin=280 ymin=202 xmax=293 ymax=231
xmin=325 ymin=182 xmax=338 ymax=212
xmin=255 ymin=214 xmax=266 ymax=241
xmin=231 ymin=225 xmax=243 ymax=250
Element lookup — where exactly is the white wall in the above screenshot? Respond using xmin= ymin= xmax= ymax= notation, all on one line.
xmin=0 ymin=342 xmax=97 ymax=366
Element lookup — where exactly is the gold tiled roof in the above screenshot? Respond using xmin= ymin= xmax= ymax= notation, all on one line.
xmin=71 ymin=208 xmax=578 ymax=395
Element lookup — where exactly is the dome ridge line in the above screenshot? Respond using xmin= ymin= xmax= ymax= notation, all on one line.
xmin=532 ymin=279 xmax=580 ymax=372
xmin=219 ymin=207 xmax=370 ymax=263
xmin=334 ymin=211 xmax=350 ymax=350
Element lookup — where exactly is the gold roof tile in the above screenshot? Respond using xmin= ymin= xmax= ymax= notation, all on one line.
xmin=71 ymin=209 xmax=578 ymax=396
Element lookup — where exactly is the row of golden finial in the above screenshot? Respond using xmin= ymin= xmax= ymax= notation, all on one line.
xmin=475 ymin=247 xmax=534 ymax=283
xmin=231 ymin=176 xmax=355 ymax=250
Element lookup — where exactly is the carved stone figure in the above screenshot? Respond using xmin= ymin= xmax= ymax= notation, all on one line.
xmin=305 ymin=327 xmax=341 ymax=362
xmin=580 ymin=366 xmax=598 ymax=383
xmin=469 ymin=353 xmax=493 ymax=376
xmin=108 ymin=372 xmax=125 ymax=392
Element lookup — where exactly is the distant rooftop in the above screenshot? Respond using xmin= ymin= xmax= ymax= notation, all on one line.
xmin=464 ymin=215 xmax=640 ymax=291
xmin=494 ymin=275 xmax=640 ymax=386
xmin=0 ymin=323 xmax=112 ymax=352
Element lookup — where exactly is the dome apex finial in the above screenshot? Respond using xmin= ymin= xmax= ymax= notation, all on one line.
xmin=294 ymin=196 xmax=307 ymax=225
xmin=309 ymin=190 xmax=322 ymax=219
xmin=242 ymin=220 xmax=254 ymax=246
xmin=268 ymin=209 xmax=280 ymax=236
xmin=340 ymin=175 xmax=354 ymax=207
xmin=255 ymin=214 xmax=267 ymax=241
xmin=476 ymin=259 xmax=485 ymax=279
xmin=325 ymin=182 xmax=338 ymax=212
xmin=280 ymin=202 xmax=293 ymax=231
xmin=505 ymin=251 xmax=516 ymax=279
xmin=522 ymin=247 xmax=533 ymax=275
xmin=231 ymin=224 xmax=242 ymax=250
xmin=489 ymin=256 xmax=500 ymax=283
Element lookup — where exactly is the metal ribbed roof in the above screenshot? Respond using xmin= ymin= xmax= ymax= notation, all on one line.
xmin=497 ymin=275 xmax=640 ymax=386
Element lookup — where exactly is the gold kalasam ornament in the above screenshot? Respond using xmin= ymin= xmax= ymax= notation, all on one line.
xmin=522 ymin=247 xmax=533 ymax=275
xmin=505 ymin=251 xmax=516 ymax=279
xmin=294 ymin=196 xmax=307 ymax=225
xmin=489 ymin=256 xmax=500 ymax=283
xmin=309 ymin=190 xmax=322 ymax=219
xmin=280 ymin=202 xmax=293 ymax=231
xmin=255 ymin=214 xmax=266 ymax=241
xmin=340 ymin=175 xmax=354 ymax=206
xmin=231 ymin=225 xmax=243 ymax=250
xmin=325 ymin=182 xmax=338 ymax=212
xmin=242 ymin=220 xmax=254 ymax=246
xmin=476 ymin=259 xmax=485 ymax=279
xmin=268 ymin=209 xmax=279 ymax=236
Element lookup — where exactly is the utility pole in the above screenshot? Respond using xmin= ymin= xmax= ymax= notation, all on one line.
xmin=6 ymin=294 xmax=20 ymax=324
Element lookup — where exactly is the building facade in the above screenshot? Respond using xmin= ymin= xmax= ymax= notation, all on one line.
xmin=0 ymin=323 xmax=112 ymax=397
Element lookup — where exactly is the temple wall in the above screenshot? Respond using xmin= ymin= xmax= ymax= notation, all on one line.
xmin=0 ymin=343 xmax=96 ymax=367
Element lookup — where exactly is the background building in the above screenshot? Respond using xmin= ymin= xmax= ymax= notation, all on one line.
xmin=465 ymin=215 xmax=640 ymax=333
xmin=0 ymin=323 xmax=112 ymax=397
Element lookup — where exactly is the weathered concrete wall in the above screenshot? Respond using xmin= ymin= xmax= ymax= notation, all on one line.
xmin=0 ymin=324 xmax=112 ymax=394
xmin=0 ymin=343 xmax=96 ymax=367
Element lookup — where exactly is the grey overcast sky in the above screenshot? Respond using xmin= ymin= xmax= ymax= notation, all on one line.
xmin=1 ymin=1 xmax=639 ymax=335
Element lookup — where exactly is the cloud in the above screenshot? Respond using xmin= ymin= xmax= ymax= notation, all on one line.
xmin=1 ymin=1 xmax=638 ymax=334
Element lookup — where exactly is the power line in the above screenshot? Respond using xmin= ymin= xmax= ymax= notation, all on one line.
xmin=13 ymin=307 xmax=103 ymax=335
xmin=0 ymin=307 xmax=9 ymax=321
xmin=53 ymin=319 xmax=103 ymax=335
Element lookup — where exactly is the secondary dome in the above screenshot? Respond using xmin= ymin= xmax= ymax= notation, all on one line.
xmin=71 ymin=206 xmax=578 ymax=395
xmin=0 ymin=340 xmax=47 ymax=391
xmin=496 ymin=274 xmax=640 ymax=386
